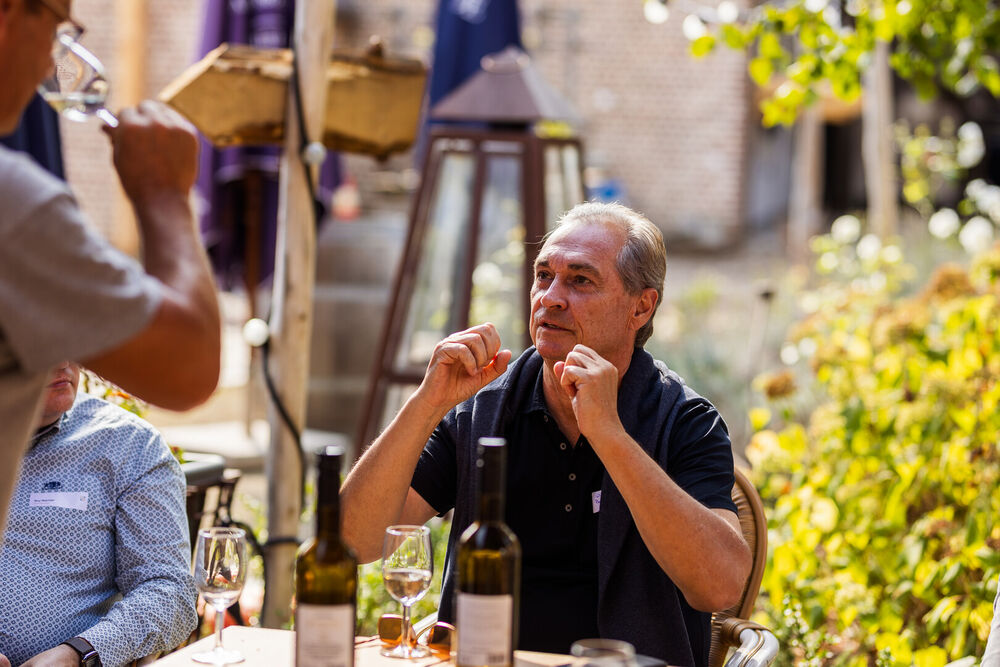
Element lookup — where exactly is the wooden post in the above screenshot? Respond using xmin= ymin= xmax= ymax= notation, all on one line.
xmin=111 ymin=0 xmax=146 ymax=256
xmin=261 ymin=0 xmax=336 ymax=629
xmin=787 ymin=107 xmax=824 ymax=263
xmin=863 ymin=39 xmax=897 ymax=239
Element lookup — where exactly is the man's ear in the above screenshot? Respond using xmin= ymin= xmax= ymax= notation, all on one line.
xmin=630 ymin=288 xmax=658 ymax=331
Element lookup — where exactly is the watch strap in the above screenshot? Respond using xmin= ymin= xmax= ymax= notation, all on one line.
xmin=61 ymin=636 xmax=101 ymax=667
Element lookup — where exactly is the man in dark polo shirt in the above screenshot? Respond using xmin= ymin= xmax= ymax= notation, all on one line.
xmin=342 ymin=202 xmax=751 ymax=667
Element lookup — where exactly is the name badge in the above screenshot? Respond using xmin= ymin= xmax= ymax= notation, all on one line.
xmin=591 ymin=490 xmax=601 ymax=513
xmin=29 ymin=492 xmax=88 ymax=511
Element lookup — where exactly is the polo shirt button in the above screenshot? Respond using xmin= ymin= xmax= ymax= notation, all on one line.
xmin=568 ymin=473 xmax=576 ymax=481
xmin=559 ymin=442 xmax=567 ymax=450
xmin=543 ymin=415 xmax=549 ymax=423
xmin=564 ymin=504 xmax=572 ymax=512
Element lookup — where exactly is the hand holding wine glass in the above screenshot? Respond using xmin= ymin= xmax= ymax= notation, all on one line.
xmin=381 ymin=525 xmax=433 ymax=659
xmin=192 ymin=527 xmax=247 ymax=666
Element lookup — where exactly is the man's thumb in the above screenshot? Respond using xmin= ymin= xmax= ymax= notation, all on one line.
xmin=484 ymin=349 xmax=513 ymax=380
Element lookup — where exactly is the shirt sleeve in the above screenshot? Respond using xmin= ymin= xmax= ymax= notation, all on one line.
xmin=666 ymin=395 xmax=739 ymax=514
xmin=0 ymin=190 xmax=162 ymax=374
xmin=982 ymin=575 xmax=1000 ymax=667
xmin=410 ymin=411 xmax=460 ymax=516
xmin=79 ymin=431 xmax=197 ymax=667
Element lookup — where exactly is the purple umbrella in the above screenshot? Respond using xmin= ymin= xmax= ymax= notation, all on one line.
xmin=196 ymin=0 xmax=341 ymax=301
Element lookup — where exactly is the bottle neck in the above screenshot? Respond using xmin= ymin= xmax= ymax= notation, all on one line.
xmin=315 ymin=464 xmax=342 ymax=537
xmin=476 ymin=447 xmax=506 ymax=523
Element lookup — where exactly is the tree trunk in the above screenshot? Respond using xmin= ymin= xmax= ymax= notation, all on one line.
xmin=862 ymin=39 xmax=897 ymax=239
xmin=788 ymin=107 xmax=824 ymax=263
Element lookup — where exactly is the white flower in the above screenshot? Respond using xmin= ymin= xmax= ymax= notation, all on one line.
xmin=682 ymin=14 xmax=707 ymax=40
xmin=780 ymin=343 xmax=800 ymax=366
xmin=957 ymin=122 xmax=985 ymax=168
xmin=928 ymin=208 xmax=960 ymax=239
xmin=975 ymin=185 xmax=1000 ymax=224
xmin=959 ymin=216 xmax=994 ymax=255
xmin=805 ymin=0 xmax=828 ymax=12
xmin=967 ymin=178 xmax=988 ymax=200
xmin=717 ymin=0 xmax=740 ymax=23
xmin=896 ymin=0 xmax=913 ymax=15
xmin=958 ymin=121 xmax=984 ymax=144
xmin=856 ymin=234 xmax=882 ymax=261
xmin=818 ymin=251 xmax=839 ymax=272
xmin=643 ymin=0 xmax=669 ymax=25
xmin=831 ymin=214 xmax=861 ymax=244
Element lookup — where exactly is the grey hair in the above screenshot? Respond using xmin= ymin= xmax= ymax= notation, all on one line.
xmin=549 ymin=201 xmax=666 ymax=348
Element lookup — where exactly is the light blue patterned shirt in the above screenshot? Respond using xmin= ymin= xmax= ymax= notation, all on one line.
xmin=0 ymin=394 xmax=197 ymax=667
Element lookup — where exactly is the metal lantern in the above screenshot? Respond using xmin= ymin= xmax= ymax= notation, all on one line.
xmin=357 ymin=47 xmax=585 ymax=448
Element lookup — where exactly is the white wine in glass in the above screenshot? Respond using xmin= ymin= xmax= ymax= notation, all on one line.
xmin=38 ymin=27 xmax=118 ymax=128
xmin=192 ymin=527 xmax=247 ymax=666
xmin=381 ymin=525 xmax=433 ymax=659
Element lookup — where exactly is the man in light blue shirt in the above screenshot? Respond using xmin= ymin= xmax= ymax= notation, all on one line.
xmin=0 ymin=362 xmax=197 ymax=667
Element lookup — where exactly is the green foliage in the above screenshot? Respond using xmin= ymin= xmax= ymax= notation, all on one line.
xmin=356 ymin=518 xmax=452 ymax=636
xmin=747 ymin=233 xmax=1000 ymax=665
xmin=80 ymin=369 xmax=147 ymax=418
xmin=684 ymin=0 xmax=1000 ymax=125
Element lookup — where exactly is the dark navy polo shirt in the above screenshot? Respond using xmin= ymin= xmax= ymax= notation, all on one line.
xmin=411 ymin=353 xmax=737 ymax=661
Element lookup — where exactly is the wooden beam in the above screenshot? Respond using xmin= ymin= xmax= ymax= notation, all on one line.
xmin=111 ymin=0 xmax=147 ymax=256
xmin=260 ymin=0 xmax=337 ymax=629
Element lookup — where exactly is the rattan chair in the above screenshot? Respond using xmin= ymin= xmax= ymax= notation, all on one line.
xmin=707 ymin=468 xmax=779 ymax=667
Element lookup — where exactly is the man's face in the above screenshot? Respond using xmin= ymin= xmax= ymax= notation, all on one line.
xmin=38 ymin=361 xmax=80 ymax=427
xmin=529 ymin=222 xmax=644 ymax=368
xmin=0 ymin=0 xmax=66 ymax=134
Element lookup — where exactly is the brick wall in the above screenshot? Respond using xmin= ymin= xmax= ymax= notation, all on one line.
xmin=61 ymin=0 xmax=752 ymax=250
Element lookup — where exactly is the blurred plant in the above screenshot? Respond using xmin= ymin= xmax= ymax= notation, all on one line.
xmin=746 ymin=229 xmax=1000 ymax=665
xmin=669 ymin=0 xmax=1000 ymax=126
xmin=356 ymin=517 xmax=451 ymax=636
xmin=80 ymin=369 xmax=147 ymax=418
xmin=896 ymin=118 xmax=980 ymax=218
xmin=894 ymin=117 xmax=1000 ymax=257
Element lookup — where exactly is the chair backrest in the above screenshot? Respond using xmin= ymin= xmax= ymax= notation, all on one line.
xmin=707 ymin=468 xmax=768 ymax=667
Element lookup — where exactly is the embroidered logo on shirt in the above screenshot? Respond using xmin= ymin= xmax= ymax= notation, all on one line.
xmin=42 ymin=481 xmax=62 ymax=490
xmin=592 ymin=490 xmax=601 ymax=513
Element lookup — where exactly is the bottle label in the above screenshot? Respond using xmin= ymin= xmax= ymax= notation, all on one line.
xmin=295 ymin=603 xmax=354 ymax=667
xmin=457 ymin=593 xmax=513 ymax=667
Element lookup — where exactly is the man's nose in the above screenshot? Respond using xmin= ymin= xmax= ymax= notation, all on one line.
xmin=538 ymin=279 xmax=568 ymax=309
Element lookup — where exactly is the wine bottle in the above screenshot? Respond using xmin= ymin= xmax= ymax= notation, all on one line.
xmin=456 ymin=437 xmax=522 ymax=667
xmin=295 ymin=445 xmax=358 ymax=667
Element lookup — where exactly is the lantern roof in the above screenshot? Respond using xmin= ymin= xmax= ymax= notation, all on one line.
xmin=430 ymin=46 xmax=578 ymax=125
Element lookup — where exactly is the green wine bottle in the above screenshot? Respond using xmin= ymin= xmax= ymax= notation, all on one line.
xmin=456 ymin=437 xmax=522 ymax=667
xmin=295 ymin=446 xmax=358 ymax=667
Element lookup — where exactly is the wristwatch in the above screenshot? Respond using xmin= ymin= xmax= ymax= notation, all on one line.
xmin=61 ymin=637 xmax=102 ymax=667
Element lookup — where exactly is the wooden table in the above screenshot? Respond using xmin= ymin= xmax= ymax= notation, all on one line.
xmin=154 ymin=627 xmax=572 ymax=667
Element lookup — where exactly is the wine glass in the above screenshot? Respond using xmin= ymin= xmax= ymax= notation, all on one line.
xmin=381 ymin=525 xmax=433 ymax=659
xmin=192 ymin=527 xmax=248 ymax=665
xmin=571 ymin=639 xmax=639 ymax=667
xmin=37 ymin=25 xmax=118 ymax=128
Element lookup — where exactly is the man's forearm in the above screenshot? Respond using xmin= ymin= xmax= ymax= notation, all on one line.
xmin=341 ymin=390 xmax=448 ymax=562
xmin=81 ymin=579 xmax=197 ymax=667
xmin=591 ymin=430 xmax=751 ymax=612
